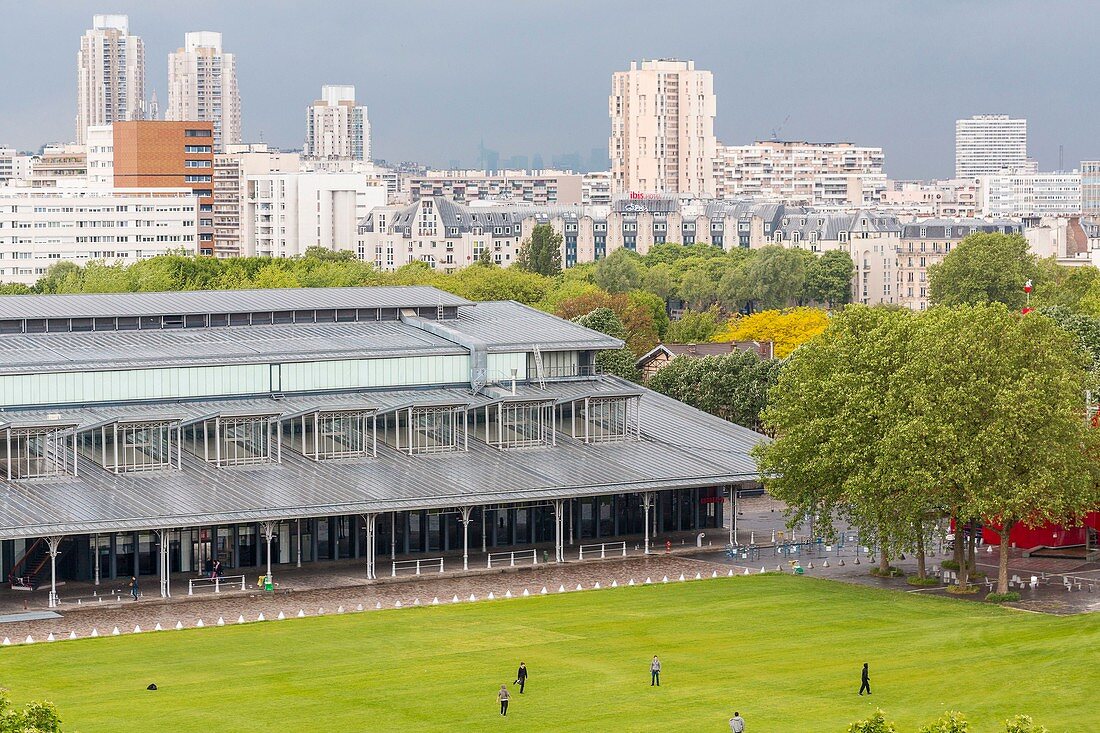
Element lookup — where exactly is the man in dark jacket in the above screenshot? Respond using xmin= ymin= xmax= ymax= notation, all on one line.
xmin=859 ymin=663 xmax=871 ymax=695
xmin=514 ymin=662 xmax=528 ymax=693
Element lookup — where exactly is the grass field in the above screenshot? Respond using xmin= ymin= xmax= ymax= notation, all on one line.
xmin=1 ymin=575 xmax=1096 ymax=732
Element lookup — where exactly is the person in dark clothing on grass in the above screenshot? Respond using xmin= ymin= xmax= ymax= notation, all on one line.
xmin=514 ymin=662 xmax=528 ymax=693
xmin=859 ymin=663 xmax=871 ymax=695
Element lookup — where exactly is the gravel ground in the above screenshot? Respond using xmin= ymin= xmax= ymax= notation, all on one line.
xmin=0 ymin=555 xmax=734 ymax=644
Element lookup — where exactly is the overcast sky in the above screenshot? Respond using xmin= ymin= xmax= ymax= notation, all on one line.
xmin=1 ymin=1 xmax=1096 ymax=178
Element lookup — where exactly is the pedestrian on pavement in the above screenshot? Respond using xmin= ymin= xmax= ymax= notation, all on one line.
xmin=650 ymin=655 xmax=661 ymax=686
xmin=514 ymin=662 xmax=528 ymax=694
xmin=498 ymin=684 xmax=510 ymax=716
xmin=129 ymin=576 xmax=139 ymax=601
xmin=212 ymin=559 xmax=223 ymax=578
xmin=859 ymin=662 xmax=871 ymax=695
xmin=729 ymin=711 xmax=745 ymax=731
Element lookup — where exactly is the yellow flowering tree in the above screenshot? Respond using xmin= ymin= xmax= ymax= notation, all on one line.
xmin=714 ymin=307 xmax=829 ymax=358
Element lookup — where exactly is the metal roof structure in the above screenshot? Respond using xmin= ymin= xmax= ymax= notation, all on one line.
xmin=0 ymin=376 xmax=767 ymax=539
xmin=0 ymin=300 xmax=620 ymax=375
xmin=0 ymin=286 xmax=474 ymax=321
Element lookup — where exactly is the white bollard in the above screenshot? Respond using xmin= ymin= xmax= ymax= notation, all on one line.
xmin=378 ymin=601 xmax=385 ymax=609
xmin=256 ymin=613 xmax=265 ymax=622
xmin=678 ymin=573 xmax=686 ymax=582
xmin=695 ymin=572 xmax=702 ymax=580
xmin=132 ymin=626 xmax=140 ymax=634
xmin=711 ymin=571 xmax=718 ymax=578
xmin=575 ymin=584 xmax=583 ymax=591
xmin=808 ymin=562 xmax=814 ymax=569
xmin=522 ymin=589 xmax=530 ymax=597
xmin=90 ymin=628 xmax=99 ymax=637
xmin=413 ymin=599 xmax=419 ymax=607
xmin=839 ymin=559 xmax=845 ymax=567
xmin=356 ymin=604 xmax=364 ymax=612
xmin=47 ymin=633 xmax=56 ymax=642
xmin=69 ymin=631 xmax=78 ymax=640
xmin=154 ymin=623 xmax=163 ymax=632
xmin=645 ymin=577 xmax=652 ymax=584
xmin=628 ymin=579 xmax=635 ymax=586
xmin=611 ymin=580 xmax=619 ymax=587
xmin=540 ymin=587 xmax=547 ymax=595
xmin=594 ymin=582 xmax=601 ymax=589
xmin=395 ymin=601 xmax=402 ymax=608
xmin=297 ymin=609 xmax=305 ymax=618
xmin=1 ymin=638 xmax=9 ymax=645
xmin=196 ymin=619 xmax=205 ymax=627
xmin=112 ymin=627 xmax=120 ymax=636
xmin=432 ymin=598 xmax=440 ymax=605
xmin=339 ymin=605 xmax=346 ymax=613
xmin=558 ymin=584 xmax=566 ymax=593
xmin=776 ymin=564 xmax=783 ymax=572
xmin=217 ymin=617 xmax=225 ymax=626
xmin=318 ymin=608 xmax=325 ymax=615
xmin=25 ymin=636 xmax=35 ymax=644
xmin=744 ymin=568 xmax=750 ymax=575
xmin=662 ymin=576 xmax=669 ymax=583
xmin=488 ymin=592 xmax=495 ymax=600
xmin=505 ymin=591 xmax=513 ymax=598
xmin=987 ymin=545 xmax=994 ymax=554
xmin=759 ymin=567 xmax=766 ymax=574
xmin=469 ymin=594 xmax=477 ymax=602
xmin=451 ymin=596 xmax=459 ymax=604
xmin=823 ymin=560 xmax=830 ymax=568
xmin=237 ymin=615 xmax=246 ymax=624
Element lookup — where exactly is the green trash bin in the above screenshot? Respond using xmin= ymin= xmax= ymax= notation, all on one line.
xmin=794 ymin=565 xmax=805 ymax=576
xmin=264 ymin=575 xmax=274 ymax=591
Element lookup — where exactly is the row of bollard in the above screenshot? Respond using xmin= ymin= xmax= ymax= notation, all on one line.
xmin=4 ymin=568 xmax=768 ymax=646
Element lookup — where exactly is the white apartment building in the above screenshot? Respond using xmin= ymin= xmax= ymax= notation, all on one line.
xmin=86 ymin=126 xmax=114 ymax=189
xmin=0 ymin=147 xmax=15 ymax=184
xmin=0 ymin=188 xmax=198 ymax=285
xmin=881 ymin=179 xmax=979 ymax=218
xmin=213 ymin=144 xmax=300 ymax=258
xmin=304 ymin=86 xmax=370 ymax=162
xmin=76 ymin=15 xmax=145 ymax=144
xmin=244 ymin=172 xmax=384 ymax=257
xmin=978 ymin=170 xmax=1082 ymax=217
xmin=582 ymin=171 xmax=612 ymax=206
xmin=714 ymin=140 xmax=886 ymax=206
xmin=405 ymin=170 xmax=582 ymax=205
xmin=609 ymin=59 xmax=716 ymax=196
xmin=955 ymin=115 xmax=1028 ymax=179
xmin=167 ymin=32 xmax=241 ymax=153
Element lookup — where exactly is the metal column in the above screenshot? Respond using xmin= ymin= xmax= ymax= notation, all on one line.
xmin=45 ymin=536 xmax=62 ymax=609
xmin=553 ymin=499 xmax=564 ymax=563
xmin=260 ymin=521 xmax=276 ymax=585
xmin=642 ymin=493 xmax=653 ymax=555
xmin=460 ymin=506 xmax=472 ymax=571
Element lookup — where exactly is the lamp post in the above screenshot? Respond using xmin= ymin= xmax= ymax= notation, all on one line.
xmin=1022 ymin=279 xmax=1033 ymax=315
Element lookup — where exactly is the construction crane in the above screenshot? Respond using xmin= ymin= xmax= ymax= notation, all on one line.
xmin=771 ymin=115 xmax=790 ymax=142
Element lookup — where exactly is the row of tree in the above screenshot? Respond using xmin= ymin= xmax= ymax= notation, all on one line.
xmin=849 ymin=709 xmax=1048 ymax=733
xmin=754 ymin=303 xmax=1100 ymax=596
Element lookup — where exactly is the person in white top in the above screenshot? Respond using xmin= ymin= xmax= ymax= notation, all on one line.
xmin=729 ymin=711 xmax=745 ymax=731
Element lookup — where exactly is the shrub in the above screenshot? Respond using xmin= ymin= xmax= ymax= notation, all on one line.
xmin=907 ymin=576 xmax=940 ymax=587
xmin=847 ymin=710 xmax=896 ymax=733
xmin=986 ymin=592 xmax=1022 ymax=603
xmin=946 ymin=584 xmax=979 ymax=595
xmin=1004 ymin=715 xmax=1048 ymax=733
xmin=941 ymin=560 xmax=960 ymax=571
xmin=870 ymin=566 xmax=904 ymax=578
xmin=919 ymin=711 xmax=970 ymax=733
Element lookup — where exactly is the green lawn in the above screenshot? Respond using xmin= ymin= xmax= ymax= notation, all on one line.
xmin=1 ymin=575 xmax=1097 ymax=732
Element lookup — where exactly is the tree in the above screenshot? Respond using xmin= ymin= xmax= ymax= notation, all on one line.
xmin=0 ymin=691 xmax=63 ymax=732
xmin=572 ymin=307 xmax=640 ymax=381
xmin=714 ymin=307 xmax=829 ymax=358
xmin=928 ymin=232 xmax=1038 ymax=309
xmin=739 ymin=245 xmax=807 ymax=310
xmin=594 ymin=249 xmax=645 ymax=293
xmin=554 ymin=292 xmax=658 ymax=356
xmin=1037 ymin=306 xmax=1100 ymax=374
xmin=804 ymin=249 xmax=854 ymax=308
xmin=755 ymin=306 xmax=921 ymax=573
xmin=627 ymin=290 xmax=670 ymax=341
xmin=899 ymin=305 xmax=1100 ymax=594
xmin=1031 ymin=257 xmax=1098 ymax=311
xmin=515 ymin=223 xmax=562 ymax=276
xmin=677 ymin=267 xmax=718 ymax=310
xmin=648 ymin=351 xmax=781 ymax=431
xmin=665 ymin=308 xmax=721 ymax=343
xmin=644 ymin=262 xmax=676 ymax=302
xmin=1004 ymin=715 xmax=1048 ymax=733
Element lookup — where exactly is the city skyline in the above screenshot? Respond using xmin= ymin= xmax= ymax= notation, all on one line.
xmin=1 ymin=1 xmax=1098 ymax=177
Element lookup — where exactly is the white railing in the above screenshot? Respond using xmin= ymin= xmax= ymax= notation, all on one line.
xmin=188 ymin=575 xmax=246 ymax=595
xmin=578 ymin=541 xmax=627 ymax=560
xmin=391 ymin=557 xmax=444 ymax=577
xmin=487 ymin=549 xmax=538 ymax=569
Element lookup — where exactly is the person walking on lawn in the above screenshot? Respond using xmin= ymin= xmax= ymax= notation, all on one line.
xmin=859 ymin=662 xmax=871 ymax=695
xmin=498 ymin=684 xmax=510 ymax=716
xmin=729 ymin=711 xmax=746 ymax=731
xmin=650 ymin=655 xmax=661 ymax=686
xmin=514 ymin=662 xmax=528 ymax=694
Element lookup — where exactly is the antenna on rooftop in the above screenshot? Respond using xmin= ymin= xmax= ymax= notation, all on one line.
xmin=1059 ymin=144 xmax=1064 ymax=171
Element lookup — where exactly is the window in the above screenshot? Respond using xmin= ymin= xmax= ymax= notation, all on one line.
xmin=184 ymin=129 xmax=213 ymax=137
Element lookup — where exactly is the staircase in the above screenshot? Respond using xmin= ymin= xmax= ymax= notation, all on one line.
xmin=532 ymin=344 xmax=547 ymax=389
xmin=9 ymin=537 xmax=70 ymax=591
